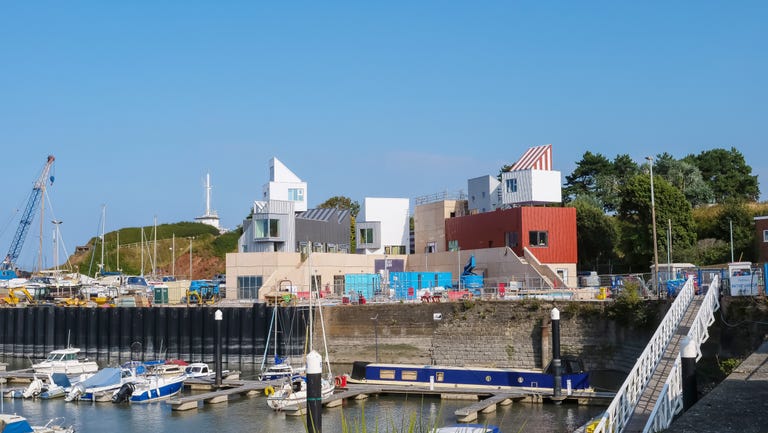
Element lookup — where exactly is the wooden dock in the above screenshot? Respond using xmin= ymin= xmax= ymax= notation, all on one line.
xmin=454 ymin=392 xmax=520 ymax=422
xmin=167 ymin=379 xmax=283 ymax=411
xmin=283 ymin=387 xmax=383 ymax=416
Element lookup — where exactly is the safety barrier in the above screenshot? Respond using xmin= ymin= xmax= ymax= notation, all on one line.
xmin=642 ymin=275 xmax=720 ymax=432
xmin=590 ymin=276 xmax=697 ymax=433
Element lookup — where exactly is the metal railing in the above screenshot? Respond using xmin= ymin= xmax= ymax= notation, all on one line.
xmin=591 ymin=276 xmax=697 ymax=433
xmin=642 ymin=275 xmax=720 ymax=432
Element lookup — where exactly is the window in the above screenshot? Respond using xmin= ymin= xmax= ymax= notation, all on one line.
xmin=426 ymin=242 xmax=436 ymax=253
xmin=764 ymin=230 xmax=768 ymax=242
xmin=506 ymin=232 xmax=519 ymax=248
xmin=482 ymin=191 xmax=486 ymax=198
xmin=529 ymin=231 xmax=548 ymax=247
xmin=359 ymin=228 xmax=374 ymax=244
xmin=506 ymin=178 xmax=518 ymax=193
xmin=401 ymin=370 xmax=418 ymax=381
xmin=436 ymin=372 xmax=444 ymax=382
xmin=448 ymin=240 xmax=459 ymax=252
xmin=255 ymin=219 xmax=279 ymax=238
xmin=237 ymin=275 xmax=262 ymax=299
xmin=288 ymin=188 xmax=304 ymax=202
xmin=379 ymin=370 xmax=395 ymax=380
xmin=389 ymin=245 xmax=406 ymax=254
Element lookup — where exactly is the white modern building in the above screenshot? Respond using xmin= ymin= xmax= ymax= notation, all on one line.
xmin=356 ymin=197 xmax=410 ymax=255
xmin=468 ymin=145 xmax=562 ymax=213
xmin=262 ymin=157 xmax=308 ymax=213
xmin=467 ymin=175 xmax=501 ymax=213
xmin=239 ymin=200 xmax=296 ymax=253
xmin=499 ymin=144 xmax=562 ymax=206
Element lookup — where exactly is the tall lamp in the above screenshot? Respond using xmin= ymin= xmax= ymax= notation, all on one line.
xmin=646 ymin=156 xmax=660 ymax=297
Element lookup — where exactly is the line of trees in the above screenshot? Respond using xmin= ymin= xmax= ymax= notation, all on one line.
xmin=564 ymin=147 xmax=763 ymax=273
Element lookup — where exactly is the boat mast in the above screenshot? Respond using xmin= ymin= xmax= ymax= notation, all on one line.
xmin=153 ymin=215 xmax=157 ymax=279
xmin=308 ymin=246 xmax=313 ymax=353
xmin=99 ymin=205 xmax=106 ymax=275
xmin=140 ymin=227 xmax=145 ymax=276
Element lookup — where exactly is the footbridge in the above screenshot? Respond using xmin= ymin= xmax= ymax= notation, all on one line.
xmin=588 ymin=274 xmax=721 ymax=433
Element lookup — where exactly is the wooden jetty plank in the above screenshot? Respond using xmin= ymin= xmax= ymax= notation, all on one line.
xmin=455 ymin=393 xmax=521 ymax=422
xmin=283 ymin=387 xmax=383 ymax=414
xmin=167 ymin=379 xmax=282 ymax=411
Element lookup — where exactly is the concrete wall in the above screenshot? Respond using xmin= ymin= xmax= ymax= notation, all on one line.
xmin=413 ymin=200 xmax=467 ymax=254
xmin=320 ymin=300 xmax=652 ymax=373
xmin=225 ymin=251 xmax=408 ymax=300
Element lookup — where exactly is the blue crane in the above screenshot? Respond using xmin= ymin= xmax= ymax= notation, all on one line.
xmin=1 ymin=155 xmax=56 ymax=271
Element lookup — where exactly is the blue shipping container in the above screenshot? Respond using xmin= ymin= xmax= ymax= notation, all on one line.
xmin=344 ymin=274 xmax=381 ymax=299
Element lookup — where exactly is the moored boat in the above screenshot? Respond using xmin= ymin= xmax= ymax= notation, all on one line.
xmin=265 ymin=375 xmax=335 ymax=410
xmin=111 ymin=372 xmax=186 ymax=403
xmin=32 ymin=347 xmax=99 ymax=376
xmin=347 ymin=358 xmax=590 ymax=392
xmin=0 ymin=413 xmax=74 ymax=433
xmin=65 ymin=367 xmax=136 ymax=402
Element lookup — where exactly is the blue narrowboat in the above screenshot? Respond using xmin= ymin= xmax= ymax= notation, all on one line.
xmin=348 ymin=358 xmax=589 ymax=392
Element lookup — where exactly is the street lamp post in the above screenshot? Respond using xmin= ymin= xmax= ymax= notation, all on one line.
xmin=371 ymin=314 xmax=379 ymax=362
xmin=646 ymin=156 xmax=660 ymax=298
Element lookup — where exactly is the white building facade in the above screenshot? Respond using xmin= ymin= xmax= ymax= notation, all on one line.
xmin=467 ymin=175 xmax=501 ymax=213
xmin=356 ymin=197 xmax=410 ymax=255
xmin=262 ymin=157 xmax=308 ymax=212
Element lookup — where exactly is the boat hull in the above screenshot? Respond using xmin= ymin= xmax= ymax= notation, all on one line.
xmin=348 ymin=362 xmax=590 ymax=392
xmin=128 ymin=375 xmax=185 ymax=403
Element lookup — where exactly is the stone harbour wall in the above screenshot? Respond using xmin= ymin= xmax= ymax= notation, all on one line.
xmin=321 ymin=300 xmax=654 ymax=373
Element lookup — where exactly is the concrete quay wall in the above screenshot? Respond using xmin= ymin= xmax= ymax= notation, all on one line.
xmin=321 ymin=300 xmax=653 ymax=373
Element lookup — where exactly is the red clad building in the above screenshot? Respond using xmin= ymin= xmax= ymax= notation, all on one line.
xmin=445 ymin=206 xmax=577 ymax=264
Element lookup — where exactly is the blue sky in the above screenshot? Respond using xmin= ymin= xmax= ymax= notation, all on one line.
xmin=1 ymin=1 xmax=766 ymax=271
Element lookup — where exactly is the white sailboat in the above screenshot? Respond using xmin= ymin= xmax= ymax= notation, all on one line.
xmin=259 ymin=301 xmax=305 ymax=382
xmin=266 ymin=250 xmax=334 ymax=410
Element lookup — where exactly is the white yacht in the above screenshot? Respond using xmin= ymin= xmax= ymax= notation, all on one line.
xmin=33 ymin=347 xmax=99 ymax=376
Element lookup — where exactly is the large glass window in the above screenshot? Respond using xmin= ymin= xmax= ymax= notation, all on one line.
xmin=237 ymin=275 xmax=262 ymax=299
xmin=359 ymin=228 xmax=374 ymax=244
xmin=254 ymin=219 xmax=279 ymax=238
xmin=448 ymin=240 xmax=459 ymax=252
xmin=529 ymin=231 xmax=548 ymax=247
xmin=506 ymin=178 xmax=518 ymax=193
xmin=288 ymin=188 xmax=304 ymax=202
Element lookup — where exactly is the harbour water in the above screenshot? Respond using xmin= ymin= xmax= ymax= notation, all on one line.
xmin=1 ymin=358 xmax=605 ymax=432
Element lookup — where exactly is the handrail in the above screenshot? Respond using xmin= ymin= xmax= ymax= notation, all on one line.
xmin=591 ymin=276 xmax=697 ymax=433
xmin=642 ymin=275 xmax=720 ymax=432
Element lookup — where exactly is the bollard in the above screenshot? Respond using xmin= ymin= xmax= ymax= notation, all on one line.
xmin=306 ymin=350 xmax=322 ymax=433
xmin=214 ymin=309 xmax=223 ymax=388
xmin=551 ymin=307 xmax=562 ymax=400
xmin=681 ymin=336 xmax=698 ymax=410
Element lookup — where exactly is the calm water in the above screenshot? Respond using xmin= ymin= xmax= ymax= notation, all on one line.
xmin=1 ymin=358 xmax=604 ymax=433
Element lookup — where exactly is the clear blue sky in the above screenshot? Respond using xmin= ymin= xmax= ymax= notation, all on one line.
xmin=1 ymin=1 xmax=766 ymax=271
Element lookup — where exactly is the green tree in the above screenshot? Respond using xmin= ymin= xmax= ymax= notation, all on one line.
xmin=318 ymin=196 xmax=360 ymax=251
xmin=618 ymin=174 xmax=696 ymax=271
xmin=687 ymin=147 xmax=760 ymax=203
xmin=571 ymin=197 xmax=618 ymax=272
xmin=563 ymin=151 xmax=613 ymax=203
xmin=654 ymin=152 xmax=713 ymax=207
xmin=318 ymin=196 xmax=360 ymax=218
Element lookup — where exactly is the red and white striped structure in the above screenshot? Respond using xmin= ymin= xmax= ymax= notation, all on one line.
xmin=509 ymin=144 xmax=552 ymax=171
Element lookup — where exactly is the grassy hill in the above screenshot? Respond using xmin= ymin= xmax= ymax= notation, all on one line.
xmin=69 ymin=222 xmax=242 ymax=280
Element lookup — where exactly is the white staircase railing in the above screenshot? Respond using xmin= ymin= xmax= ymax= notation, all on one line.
xmin=642 ymin=275 xmax=720 ymax=432
xmin=591 ymin=277 xmax=697 ymax=433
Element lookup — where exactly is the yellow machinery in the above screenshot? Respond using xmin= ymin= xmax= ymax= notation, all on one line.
xmin=0 ymin=287 xmax=38 ymax=306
